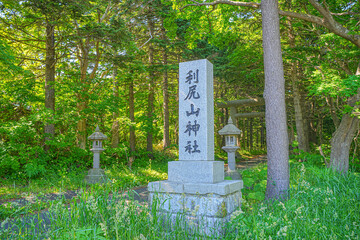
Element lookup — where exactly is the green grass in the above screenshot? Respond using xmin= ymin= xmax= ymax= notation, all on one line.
xmin=227 ymin=161 xmax=360 ymax=239
xmin=0 ymin=150 xmax=170 ymax=222
xmin=1 ymin=154 xmax=359 ymax=239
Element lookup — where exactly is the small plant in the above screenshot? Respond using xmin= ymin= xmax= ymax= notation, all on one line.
xmin=240 ymin=164 xmax=267 ymax=204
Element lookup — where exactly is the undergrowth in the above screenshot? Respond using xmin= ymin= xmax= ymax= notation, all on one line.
xmin=0 ymin=154 xmax=359 ymax=239
xmin=228 ymin=160 xmax=360 ymax=239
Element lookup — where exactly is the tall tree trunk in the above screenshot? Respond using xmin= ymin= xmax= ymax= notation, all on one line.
xmin=160 ymin=18 xmax=170 ymax=150
xmin=111 ymin=67 xmax=119 ymax=148
xmin=146 ymin=13 xmax=155 ymax=154
xmin=128 ymin=74 xmax=136 ymax=168
xmin=327 ymin=96 xmax=340 ymax=129
xmin=286 ymin=17 xmax=310 ymax=152
xmin=77 ymin=101 xmax=87 ymax=149
xmin=44 ymin=22 xmax=55 ymax=151
xmin=250 ymin=118 xmax=253 ymax=151
xmin=261 ymin=117 xmax=265 ymax=149
xmin=262 ymin=0 xmax=289 ymax=200
xmin=292 ymin=77 xmax=310 ymax=152
xmin=242 ymin=119 xmax=246 ymax=149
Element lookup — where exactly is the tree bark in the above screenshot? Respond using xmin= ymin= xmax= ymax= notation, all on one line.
xmin=128 ymin=74 xmax=136 ymax=168
xmin=44 ymin=22 xmax=55 ymax=151
xmin=286 ymin=17 xmax=310 ymax=152
xmin=327 ymin=97 xmax=340 ymax=129
xmin=330 ymin=114 xmax=359 ymax=173
xmin=262 ymin=0 xmax=289 ymax=200
xmin=76 ymin=101 xmax=87 ymax=149
xmin=146 ymin=12 xmax=155 ymax=154
xmin=160 ymin=18 xmax=170 ymax=150
xmin=111 ymin=67 xmax=120 ymax=148
xmin=250 ymin=118 xmax=253 ymax=151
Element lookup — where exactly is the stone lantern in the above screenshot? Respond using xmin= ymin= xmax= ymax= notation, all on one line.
xmin=218 ymin=117 xmax=241 ymax=178
xmin=85 ymin=126 xmax=107 ymax=184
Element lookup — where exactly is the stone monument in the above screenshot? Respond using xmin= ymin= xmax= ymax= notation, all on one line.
xmin=148 ymin=59 xmax=243 ymax=236
xmin=85 ymin=126 xmax=107 ymax=184
xmin=218 ymin=117 xmax=242 ymax=180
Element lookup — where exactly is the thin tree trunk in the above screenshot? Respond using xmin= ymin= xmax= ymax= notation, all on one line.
xmin=286 ymin=17 xmax=310 ymax=152
xmin=242 ymin=119 xmax=246 ymax=149
xmin=146 ymin=13 xmax=155 ymax=154
xmin=129 ymin=74 xmax=136 ymax=168
xmin=262 ymin=0 xmax=289 ymax=200
xmin=261 ymin=118 xmax=265 ymax=149
xmin=77 ymin=102 xmax=87 ymax=149
xmin=44 ymin=22 xmax=55 ymax=151
xmin=160 ymin=18 xmax=170 ymax=150
xmin=111 ymin=67 xmax=119 ymax=148
xmin=75 ymin=37 xmax=90 ymax=150
xmin=250 ymin=118 xmax=253 ymax=151
xmin=327 ymin=96 xmax=340 ymax=129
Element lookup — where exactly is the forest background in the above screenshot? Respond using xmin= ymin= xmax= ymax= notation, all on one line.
xmin=0 ymin=0 xmax=360 ymax=182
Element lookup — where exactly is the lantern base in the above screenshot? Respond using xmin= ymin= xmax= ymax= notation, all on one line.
xmin=225 ymin=170 xmax=241 ymax=180
xmin=85 ymin=168 xmax=107 ymax=184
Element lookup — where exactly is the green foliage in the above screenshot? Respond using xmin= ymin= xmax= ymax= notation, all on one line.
xmin=309 ymin=74 xmax=360 ymax=100
xmin=241 ymin=164 xmax=267 ymax=203
xmin=291 ymin=151 xmax=327 ymax=167
xmin=0 ymin=111 xmax=92 ymax=180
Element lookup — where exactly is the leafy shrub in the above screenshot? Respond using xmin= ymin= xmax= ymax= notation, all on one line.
xmin=241 ymin=164 xmax=267 ymax=203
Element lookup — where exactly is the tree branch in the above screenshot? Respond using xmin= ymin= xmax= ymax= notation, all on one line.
xmin=331 ymin=11 xmax=360 ymax=16
xmin=180 ymin=0 xmax=360 ymax=48
xmin=181 ymin=0 xmax=260 ymax=10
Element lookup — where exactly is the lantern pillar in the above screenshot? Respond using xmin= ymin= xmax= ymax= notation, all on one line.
xmin=85 ymin=126 xmax=108 ymax=184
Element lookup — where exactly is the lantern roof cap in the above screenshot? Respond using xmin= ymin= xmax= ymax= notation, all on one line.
xmin=218 ymin=117 xmax=241 ymax=135
xmin=88 ymin=125 xmax=108 ymax=140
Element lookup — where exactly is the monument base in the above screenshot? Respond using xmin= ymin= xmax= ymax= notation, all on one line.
xmin=85 ymin=168 xmax=107 ymax=184
xmin=148 ymin=180 xmax=243 ymax=236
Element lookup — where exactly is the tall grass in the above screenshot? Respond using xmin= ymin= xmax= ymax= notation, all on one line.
xmin=1 ymin=157 xmax=359 ymax=239
xmin=227 ymin=162 xmax=360 ymax=239
xmin=0 ymin=184 xmax=202 ymax=239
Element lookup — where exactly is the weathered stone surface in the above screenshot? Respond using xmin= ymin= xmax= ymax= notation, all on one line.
xmin=85 ymin=168 xmax=107 ymax=184
xmin=179 ymin=59 xmax=214 ymax=161
xmin=168 ymin=161 xmax=224 ymax=183
xmin=148 ymin=180 xmax=243 ymax=216
xmin=148 ymin=181 xmax=184 ymax=193
xmin=148 ymin=180 xmax=243 ymax=195
xmin=183 ymin=180 xmax=243 ymax=195
xmin=222 ymin=147 xmax=238 ymax=171
xmin=148 ymin=185 xmax=242 ymax=237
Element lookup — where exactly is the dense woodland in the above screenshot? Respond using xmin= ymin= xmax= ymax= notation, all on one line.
xmin=0 ymin=0 xmax=360 ymax=181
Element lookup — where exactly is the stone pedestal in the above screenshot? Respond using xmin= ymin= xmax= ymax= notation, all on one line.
xmin=148 ymin=180 xmax=243 ymax=236
xmin=85 ymin=168 xmax=107 ymax=184
xmin=148 ymin=59 xmax=243 ymax=236
xmin=222 ymin=146 xmax=239 ymax=172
